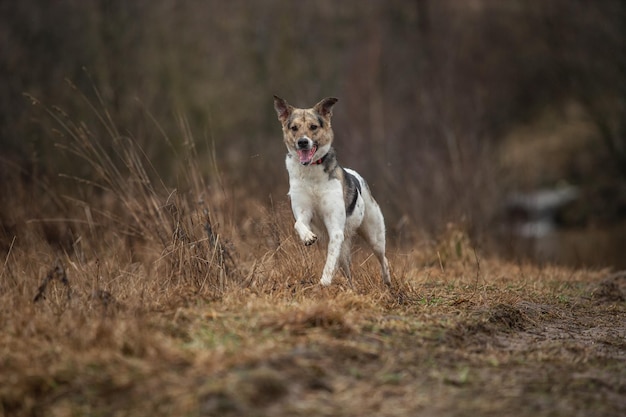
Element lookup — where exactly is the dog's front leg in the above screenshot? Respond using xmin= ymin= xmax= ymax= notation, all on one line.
xmin=320 ymin=229 xmax=343 ymax=286
xmin=319 ymin=205 xmax=346 ymax=286
xmin=291 ymin=203 xmax=318 ymax=246
xmin=294 ymin=219 xmax=317 ymax=246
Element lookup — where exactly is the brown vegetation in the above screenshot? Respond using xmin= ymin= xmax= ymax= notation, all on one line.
xmin=1 ymin=1 xmax=626 ymax=416
xmin=3 ymin=0 xmax=626 ymax=244
xmin=1 ymin=97 xmax=625 ymax=416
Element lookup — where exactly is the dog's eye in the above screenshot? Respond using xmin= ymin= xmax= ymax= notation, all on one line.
xmin=310 ymin=125 xmax=318 ymax=131
xmin=290 ymin=125 xmax=298 ymax=132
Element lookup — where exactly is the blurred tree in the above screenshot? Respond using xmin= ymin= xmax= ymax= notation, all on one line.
xmin=1 ymin=0 xmax=624 ymax=243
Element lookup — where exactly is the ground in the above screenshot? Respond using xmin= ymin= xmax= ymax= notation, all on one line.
xmin=2 ymin=243 xmax=624 ymax=416
xmin=0 ymin=111 xmax=624 ymax=415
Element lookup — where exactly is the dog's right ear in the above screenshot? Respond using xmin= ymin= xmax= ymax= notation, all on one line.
xmin=273 ymin=95 xmax=293 ymax=124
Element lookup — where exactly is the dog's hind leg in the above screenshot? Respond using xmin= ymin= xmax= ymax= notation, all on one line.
xmin=368 ymin=239 xmax=390 ymax=286
xmin=359 ymin=205 xmax=391 ymax=286
xmin=371 ymin=242 xmax=391 ymax=286
xmin=377 ymin=250 xmax=391 ymax=286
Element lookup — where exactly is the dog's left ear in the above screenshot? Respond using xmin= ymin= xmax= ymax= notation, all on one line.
xmin=314 ymin=97 xmax=338 ymax=119
xmin=273 ymin=95 xmax=293 ymax=124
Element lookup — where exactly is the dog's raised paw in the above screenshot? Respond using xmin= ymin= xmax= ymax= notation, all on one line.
xmin=303 ymin=233 xmax=318 ymax=246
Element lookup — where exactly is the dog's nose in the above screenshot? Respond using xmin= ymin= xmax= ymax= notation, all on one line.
xmin=297 ymin=138 xmax=310 ymax=149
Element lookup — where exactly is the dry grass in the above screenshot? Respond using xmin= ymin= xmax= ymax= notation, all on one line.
xmin=1 ymin=102 xmax=624 ymax=417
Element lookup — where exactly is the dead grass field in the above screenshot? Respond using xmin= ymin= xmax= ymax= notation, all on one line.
xmin=1 ymin=104 xmax=625 ymax=417
xmin=2 ymin=192 xmax=625 ymax=417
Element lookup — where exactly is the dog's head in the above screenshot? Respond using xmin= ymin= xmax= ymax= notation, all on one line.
xmin=273 ymin=96 xmax=338 ymax=166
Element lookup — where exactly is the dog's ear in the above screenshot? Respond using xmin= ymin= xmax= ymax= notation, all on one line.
xmin=273 ymin=95 xmax=293 ymax=124
xmin=314 ymin=97 xmax=338 ymax=119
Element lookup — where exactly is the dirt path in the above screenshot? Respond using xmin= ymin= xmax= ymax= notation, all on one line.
xmin=3 ymin=266 xmax=624 ymax=417
xmin=199 ymin=275 xmax=626 ymax=417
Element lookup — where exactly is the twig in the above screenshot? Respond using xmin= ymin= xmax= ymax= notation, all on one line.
xmin=33 ymin=259 xmax=71 ymax=302
xmin=0 ymin=236 xmax=16 ymax=281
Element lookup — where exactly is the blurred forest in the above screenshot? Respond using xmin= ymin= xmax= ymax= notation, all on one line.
xmin=1 ymin=0 xmax=625 ymax=267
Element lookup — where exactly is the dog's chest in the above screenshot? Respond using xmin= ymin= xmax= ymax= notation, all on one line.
xmin=288 ymin=167 xmax=340 ymax=198
xmin=286 ymin=156 xmax=342 ymax=203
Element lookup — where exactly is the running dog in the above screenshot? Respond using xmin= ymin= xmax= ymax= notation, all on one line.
xmin=273 ymin=96 xmax=391 ymax=287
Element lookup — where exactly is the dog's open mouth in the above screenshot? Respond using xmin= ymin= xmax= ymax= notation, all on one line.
xmin=297 ymin=146 xmax=317 ymax=165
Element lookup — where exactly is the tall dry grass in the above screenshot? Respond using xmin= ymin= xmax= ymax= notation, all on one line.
xmin=4 ymin=1 xmax=624 ymax=250
xmin=0 ymin=4 xmax=623 ymax=414
xmin=0 ymin=146 xmax=612 ymax=417
xmin=3 ymin=90 xmax=238 ymax=311
xmin=1 ymin=83 xmax=498 ymax=320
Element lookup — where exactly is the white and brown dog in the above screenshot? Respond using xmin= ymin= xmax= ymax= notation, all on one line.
xmin=273 ymin=96 xmax=391 ymax=287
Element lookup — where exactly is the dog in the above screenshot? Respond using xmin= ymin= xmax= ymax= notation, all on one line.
xmin=273 ymin=96 xmax=391 ymax=287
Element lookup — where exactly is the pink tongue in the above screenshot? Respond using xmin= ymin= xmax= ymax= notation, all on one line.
xmin=297 ymin=148 xmax=315 ymax=164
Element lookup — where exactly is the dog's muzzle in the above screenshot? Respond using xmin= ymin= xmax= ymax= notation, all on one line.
xmin=295 ymin=137 xmax=317 ymax=165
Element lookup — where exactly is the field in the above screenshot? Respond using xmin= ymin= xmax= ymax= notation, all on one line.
xmin=2 ymin=224 xmax=625 ymax=417
xmin=2 ymin=2 xmax=626 ymax=415
xmin=1 ymin=117 xmax=624 ymax=417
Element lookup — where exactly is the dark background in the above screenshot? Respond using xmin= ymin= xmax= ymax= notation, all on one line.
xmin=1 ymin=0 xmax=625 ymax=266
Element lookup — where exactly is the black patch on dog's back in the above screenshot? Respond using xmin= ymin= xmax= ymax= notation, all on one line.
xmin=322 ymin=148 xmax=338 ymax=178
xmin=318 ymin=147 xmax=361 ymax=215
xmin=343 ymin=169 xmax=362 ymax=216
